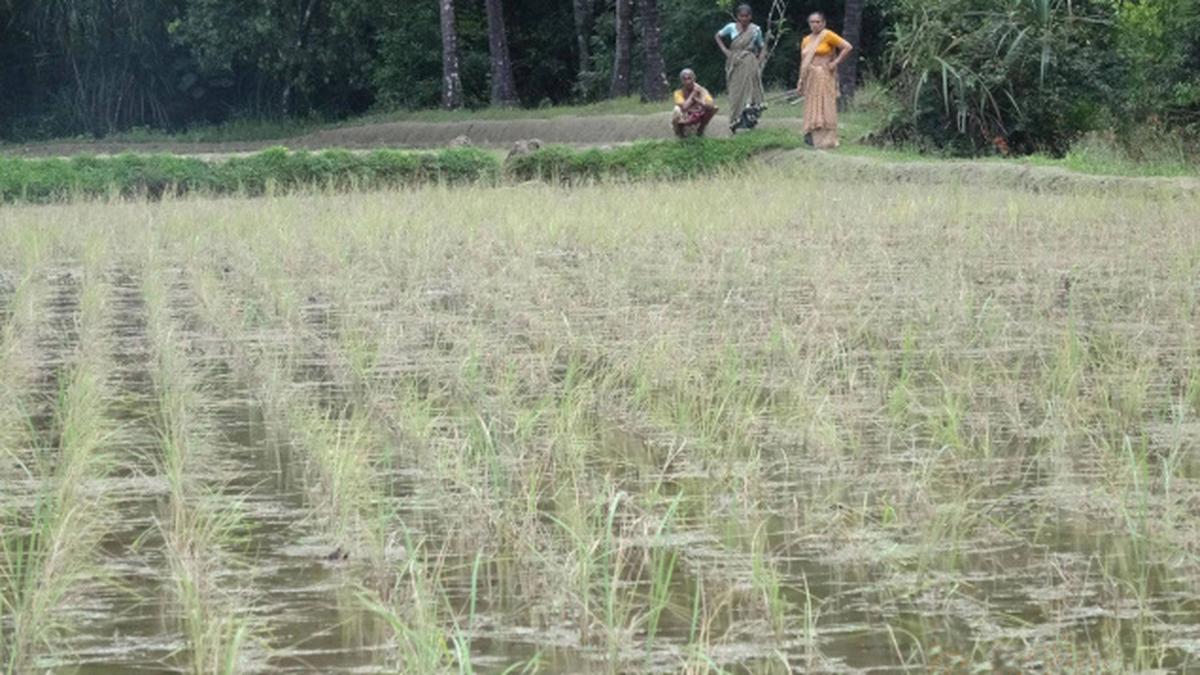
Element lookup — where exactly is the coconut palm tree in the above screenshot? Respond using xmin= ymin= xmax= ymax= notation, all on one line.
xmin=440 ymin=0 xmax=464 ymax=109
xmin=638 ymin=0 xmax=669 ymax=101
xmin=485 ymin=0 xmax=519 ymax=106
xmin=611 ymin=0 xmax=633 ymax=97
xmin=573 ymin=0 xmax=594 ymax=82
xmin=839 ymin=0 xmax=865 ymax=102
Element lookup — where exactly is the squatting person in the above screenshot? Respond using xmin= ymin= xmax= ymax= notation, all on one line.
xmin=797 ymin=11 xmax=854 ymax=149
xmin=671 ymin=69 xmax=719 ymax=138
xmin=715 ymin=3 xmax=766 ymax=132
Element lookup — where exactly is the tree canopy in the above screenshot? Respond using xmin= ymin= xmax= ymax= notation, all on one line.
xmin=0 ymin=0 xmax=1194 ymax=155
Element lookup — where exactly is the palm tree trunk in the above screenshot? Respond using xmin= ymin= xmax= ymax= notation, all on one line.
xmin=637 ymin=0 xmax=668 ymax=101
xmin=281 ymin=0 xmax=321 ymax=115
xmin=610 ymin=0 xmax=633 ymax=98
xmin=839 ymin=0 xmax=864 ymax=104
xmin=484 ymin=0 xmax=519 ymax=106
xmin=439 ymin=0 xmax=464 ymax=109
xmin=573 ymin=0 xmax=594 ymax=80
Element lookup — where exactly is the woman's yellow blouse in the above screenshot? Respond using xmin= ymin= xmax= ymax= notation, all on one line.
xmin=802 ymin=30 xmax=849 ymax=57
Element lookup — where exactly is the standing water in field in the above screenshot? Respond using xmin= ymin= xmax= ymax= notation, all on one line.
xmin=2 ymin=168 xmax=1200 ymax=673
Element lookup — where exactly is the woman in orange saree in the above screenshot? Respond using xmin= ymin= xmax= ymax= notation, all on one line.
xmin=797 ymin=12 xmax=854 ymax=149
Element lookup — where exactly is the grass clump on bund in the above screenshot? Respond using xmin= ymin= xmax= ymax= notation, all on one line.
xmin=0 ymin=146 xmax=497 ymax=203
xmin=506 ymin=129 xmax=805 ymax=182
xmin=0 ymin=131 xmax=812 ymax=203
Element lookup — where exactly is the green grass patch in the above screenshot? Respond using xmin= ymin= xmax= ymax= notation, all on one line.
xmin=0 ymin=132 xmax=814 ymax=202
xmin=360 ymin=95 xmax=668 ymax=124
xmin=106 ymin=118 xmax=322 ymax=144
xmin=840 ymin=141 xmax=1200 ymax=179
xmin=506 ymin=129 xmax=806 ymax=182
xmin=4 ymin=91 xmax=816 ymax=147
xmin=1034 ymin=134 xmax=1200 ymax=178
xmin=0 ymin=147 xmax=499 ymax=203
xmin=4 ymin=98 xmax=674 ymax=148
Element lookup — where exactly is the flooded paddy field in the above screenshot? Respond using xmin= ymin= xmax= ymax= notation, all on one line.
xmin=2 ymin=166 xmax=1199 ymax=673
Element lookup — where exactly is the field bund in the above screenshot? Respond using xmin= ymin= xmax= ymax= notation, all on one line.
xmin=2 ymin=162 xmax=1200 ymax=672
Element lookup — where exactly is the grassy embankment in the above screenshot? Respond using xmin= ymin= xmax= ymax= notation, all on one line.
xmin=6 ymin=82 xmax=1196 ymax=180
xmin=0 ymin=131 xmax=819 ymax=203
xmin=0 ymin=147 xmax=497 ymax=203
xmin=2 ymin=161 xmax=1199 ymax=671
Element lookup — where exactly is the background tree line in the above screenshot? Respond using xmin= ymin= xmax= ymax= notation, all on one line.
xmin=0 ymin=0 xmax=1195 ymax=156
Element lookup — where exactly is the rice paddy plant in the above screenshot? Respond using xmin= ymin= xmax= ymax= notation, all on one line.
xmin=1184 ymin=361 xmax=1200 ymax=416
xmin=360 ymin=539 xmax=461 ymax=673
xmin=1043 ymin=325 xmax=1086 ymax=404
xmin=796 ymin=572 xmax=823 ymax=671
xmin=0 ymin=274 xmax=44 ymax=468
xmin=275 ymin=325 xmax=397 ymax=561
xmin=195 ymin=247 xmax=410 ymax=592
xmin=1 ymin=261 xmax=112 ymax=674
xmin=642 ymin=494 xmax=683 ymax=655
xmin=625 ymin=341 xmax=771 ymax=463
xmin=747 ymin=524 xmax=790 ymax=641
xmin=185 ymin=249 xmax=437 ymax=667
xmin=678 ymin=576 xmax=741 ymax=674
xmin=1082 ymin=336 xmax=1154 ymax=449
xmin=330 ymin=320 xmax=380 ymax=397
xmin=287 ymin=401 xmax=380 ymax=557
xmin=158 ymin=495 xmax=254 ymax=675
xmin=540 ymin=488 xmax=636 ymax=661
xmin=0 ymin=480 xmax=101 ymax=674
xmin=1096 ymin=547 xmax=1174 ymax=673
xmin=3 ymin=158 xmax=1200 ymax=671
xmin=924 ymin=373 xmax=973 ymax=457
xmin=142 ymin=260 xmax=256 ymax=674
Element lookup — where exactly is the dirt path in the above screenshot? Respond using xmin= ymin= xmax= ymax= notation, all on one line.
xmin=5 ymin=113 xmax=808 ymax=158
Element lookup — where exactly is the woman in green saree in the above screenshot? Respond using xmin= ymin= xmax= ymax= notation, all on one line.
xmin=715 ymin=4 xmax=766 ymax=132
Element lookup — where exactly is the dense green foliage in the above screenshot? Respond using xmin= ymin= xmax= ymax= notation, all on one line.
xmin=505 ymin=129 xmax=805 ymax=181
xmin=879 ymin=0 xmax=1117 ymax=154
xmin=878 ymin=0 xmax=1199 ymax=155
xmin=0 ymin=1 xmax=884 ymax=138
xmin=0 ymin=148 xmax=497 ymax=203
xmin=0 ymin=0 xmax=1195 ymax=157
xmin=1114 ymin=0 xmax=1200 ymax=132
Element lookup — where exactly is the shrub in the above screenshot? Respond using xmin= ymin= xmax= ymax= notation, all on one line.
xmin=1113 ymin=0 xmax=1200 ymax=135
xmin=878 ymin=0 xmax=1120 ymax=156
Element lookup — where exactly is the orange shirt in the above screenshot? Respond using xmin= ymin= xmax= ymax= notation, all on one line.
xmin=802 ymin=30 xmax=848 ymax=57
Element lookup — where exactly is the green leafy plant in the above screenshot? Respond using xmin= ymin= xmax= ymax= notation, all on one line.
xmin=880 ymin=0 xmax=1118 ymax=155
